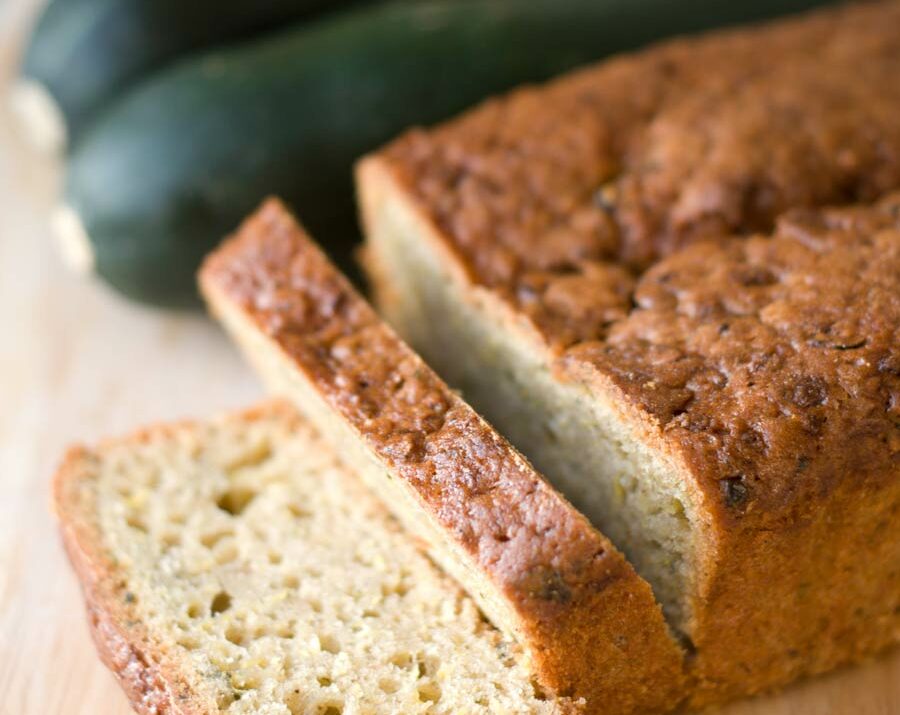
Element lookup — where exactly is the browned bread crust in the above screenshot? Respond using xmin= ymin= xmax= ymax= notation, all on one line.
xmin=567 ymin=196 xmax=900 ymax=517
xmin=376 ymin=0 xmax=900 ymax=351
xmin=199 ymin=199 xmax=687 ymax=714
xmin=358 ymin=1 xmax=900 ymax=705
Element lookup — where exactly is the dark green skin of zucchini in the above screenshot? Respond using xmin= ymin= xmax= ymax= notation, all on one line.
xmin=20 ymin=0 xmax=365 ymax=144
xmin=66 ymin=0 xmax=834 ymax=308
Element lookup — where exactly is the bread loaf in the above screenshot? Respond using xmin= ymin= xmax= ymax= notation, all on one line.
xmin=357 ymin=1 xmax=900 ymax=705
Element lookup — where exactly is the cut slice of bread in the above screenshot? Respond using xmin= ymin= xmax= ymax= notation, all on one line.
xmin=199 ymin=199 xmax=687 ymax=714
xmin=55 ymin=400 xmax=576 ymax=714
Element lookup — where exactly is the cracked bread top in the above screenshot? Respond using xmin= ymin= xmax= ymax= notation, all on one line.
xmin=380 ymin=0 xmax=900 ymax=352
xmin=563 ymin=194 xmax=900 ymax=525
xmin=374 ymin=1 xmax=900 ymax=525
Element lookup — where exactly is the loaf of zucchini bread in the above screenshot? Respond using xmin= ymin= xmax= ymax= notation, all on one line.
xmin=199 ymin=199 xmax=686 ymax=713
xmin=357 ymin=0 xmax=900 ymax=706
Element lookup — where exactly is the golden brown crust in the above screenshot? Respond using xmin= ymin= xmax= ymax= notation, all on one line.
xmin=565 ymin=194 xmax=900 ymax=524
xmin=379 ymin=0 xmax=900 ymax=352
xmin=199 ymin=199 xmax=687 ymax=714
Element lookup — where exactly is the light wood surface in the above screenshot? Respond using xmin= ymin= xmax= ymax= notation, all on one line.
xmin=0 ymin=1 xmax=896 ymax=713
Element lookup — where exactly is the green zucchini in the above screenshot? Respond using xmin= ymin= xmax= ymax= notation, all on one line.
xmin=62 ymin=0 xmax=833 ymax=308
xmin=14 ymin=0 xmax=364 ymax=151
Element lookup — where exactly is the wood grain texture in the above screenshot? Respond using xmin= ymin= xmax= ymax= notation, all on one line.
xmin=0 ymin=0 xmax=896 ymax=712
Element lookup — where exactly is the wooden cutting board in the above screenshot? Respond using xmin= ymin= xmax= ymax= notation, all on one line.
xmin=0 ymin=1 xmax=896 ymax=712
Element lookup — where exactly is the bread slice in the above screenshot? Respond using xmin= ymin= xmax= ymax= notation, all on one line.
xmin=199 ymin=199 xmax=687 ymax=714
xmin=55 ymin=400 xmax=579 ymax=714
xmin=357 ymin=26 xmax=900 ymax=702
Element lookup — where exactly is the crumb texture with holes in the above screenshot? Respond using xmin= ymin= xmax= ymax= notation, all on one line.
xmin=54 ymin=402 xmax=566 ymax=714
